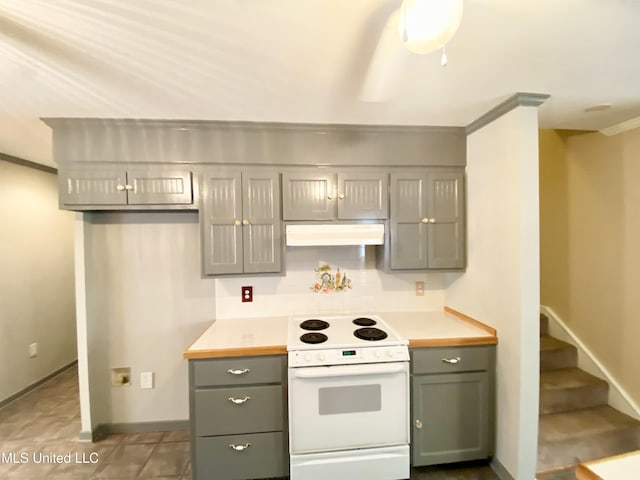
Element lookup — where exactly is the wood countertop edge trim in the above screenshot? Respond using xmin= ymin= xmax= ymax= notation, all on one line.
xmin=575 ymin=464 xmax=603 ymax=480
xmin=444 ymin=306 xmax=497 ymax=336
xmin=409 ymin=337 xmax=498 ymax=348
xmin=183 ymin=345 xmax=287 ymax=359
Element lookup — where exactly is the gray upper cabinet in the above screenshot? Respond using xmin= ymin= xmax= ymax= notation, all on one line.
xmin=58 ymin=166 xmax=193 ymax=209
xmin=389 ymin=169 xmax=465 ymax=270
xmin=201 ymin=168 xmax=281 ymax=275
xmin=337 ymin=172 xmax=388 ymax=220
xmin=282 ymin=170 xmax=387 ymax=220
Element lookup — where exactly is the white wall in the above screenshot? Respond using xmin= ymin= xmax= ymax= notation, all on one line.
xmin=214 ymin=245 xmax=445 ymax=319
xmin=0 ymin=160 xmax=76 ymax=403
xmin=83 ymin=212 xmax=216 ymax=424
xmin=80 ymin=213 xmax=446 ymax=424
xmin=445 ymin=107 xmax=540 ymax=479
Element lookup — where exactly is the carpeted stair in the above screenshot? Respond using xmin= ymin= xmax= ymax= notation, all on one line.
xmin=537 ymin=314 xmax=640 ymax=473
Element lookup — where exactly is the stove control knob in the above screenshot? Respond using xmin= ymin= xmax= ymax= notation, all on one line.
xmin=386 ymin=349 xmax=394 ymax=358
xmin=373 ymin=349 xmax=381 ymax=358
xmin=304 ymin=353 xmax=312 ymax=362
xmin=317 ymin=352 xmax=325 ymax=361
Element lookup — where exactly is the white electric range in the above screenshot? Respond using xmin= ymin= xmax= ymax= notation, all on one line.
xmin=287 ymin=314 xmax=410 ymax=480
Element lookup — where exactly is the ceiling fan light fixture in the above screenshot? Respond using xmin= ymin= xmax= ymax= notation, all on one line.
xmin=399 ymin=0 xmax=464 ymax=55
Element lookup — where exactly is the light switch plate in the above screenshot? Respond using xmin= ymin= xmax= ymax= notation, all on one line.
xmin=140 ymin=372 xmax=154 ymax=389
xmin=415 ymin=281 xmax=425 ymax=296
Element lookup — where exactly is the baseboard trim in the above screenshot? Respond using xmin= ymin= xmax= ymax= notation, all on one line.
xmin=91 ymin=420 xmax=189 ymax=441
xmin=490 ymin=457 xmax=515 ymax=480
xmin=540 ymin=305 xmax=640 ymax=420
xmin=0 ymin=360 xmax=77 ymax=409
xmin=78 ymin=430 xmax=95 ymax=443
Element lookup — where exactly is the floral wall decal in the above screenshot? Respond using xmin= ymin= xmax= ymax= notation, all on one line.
xmin=310 ymin=264 xmax=352 ymax=293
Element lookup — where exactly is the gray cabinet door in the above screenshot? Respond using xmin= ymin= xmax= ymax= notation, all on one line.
xmin=242 ymin=171 xmax=281 ymax=274
xmin=59 ymin=168 xmax=128 ymax=206
xmin=201 ymin=168 xmax=281 ymax=275
xmin=282 ymin=171 xmax=334 ymax=220
xmin=201 ymin=170 xmax=244 ymax=275
xmin=389 ymin=172 xmax=429 ymax=269
xmin=389 ymin=169 xmax=465 ymax=270
xmin=337 ymin=172 xmax=388 ymax=219
xmin=126 ymin=169 xmax=193 ymax=205
xmin=427 ymin=170 xmax=465 ymax=269
xmin=412 ymin=371 xmax=490 ymax=466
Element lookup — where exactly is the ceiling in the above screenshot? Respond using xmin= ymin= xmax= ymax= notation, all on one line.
xmin=1 ymin=0 xmax=639 ymax=168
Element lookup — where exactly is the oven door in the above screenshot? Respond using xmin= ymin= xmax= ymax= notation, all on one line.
xmin=288 ymin=361 xmax=409 ymax=454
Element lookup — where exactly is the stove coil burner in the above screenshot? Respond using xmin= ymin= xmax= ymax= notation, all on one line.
xmin=300 ymin=332 xmax=328 ymax=344
xmin=352 ymin=317 xmax=377 ymax=327
xmin=354 ymin=327 xmax=388 ymax=341
xmin=299 ymin=319 xmax=330 ymax=331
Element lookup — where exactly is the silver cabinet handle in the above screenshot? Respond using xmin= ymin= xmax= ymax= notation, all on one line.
xmin=227 ymin=368 xmax=250 ymax=375
xmin=234 ymin=220 xmax=241 ymax=226
xmin=327 ymin=194 xmax=333 ymax=200
xmin=242 ymin=219 xmax=249 ymax=225
xmin=116 ymin=184 xmax=125 ymax=191
xmin=421 ymin=218 xmax=429 ymax=223
xmin=228 ymin=396 xmax=251 ymax=405
xmin=125 ymin=184 xmax=134 ymax=191
xmin=442 ymin=356 xmax=461 ymax=364
xmin=429 ymin=218 xmax=436 ymax=223
xmin=229 ymin=443 xmax=251 ymax=452
xmin=415 ymin=419 xmax=423 ymax=429
xmin=338 ymin=193 xmax=345 ymax=199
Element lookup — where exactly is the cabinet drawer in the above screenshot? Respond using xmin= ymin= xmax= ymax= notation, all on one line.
xmin=194 ymin=431 xmax=286 ymax=480
xmin=411 ymin=346 xmax=493 ymax=374
xmin=193 ymin=356 xmax=283 ymax=386
xmin=194 ymin=385 xmax=283 ymax=436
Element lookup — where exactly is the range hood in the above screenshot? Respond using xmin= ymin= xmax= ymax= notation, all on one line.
xmin=286 ymin=224 xmax=385 ymax=246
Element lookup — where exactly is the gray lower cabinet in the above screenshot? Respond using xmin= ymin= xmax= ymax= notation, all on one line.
xmin=282 ymin=170 xmax=388 ymax=220
xmin=189 ymin=355 xmax=288 ymax=480
xmin=201 ymin=168 xmax=281 ymax=275
xmin=58 ymin=167 xmax=193 ymax=209
xmin=389 ymin=169 xmax=465 ymax=270
xmin=410 ymin=345 xmax=495 ymax=467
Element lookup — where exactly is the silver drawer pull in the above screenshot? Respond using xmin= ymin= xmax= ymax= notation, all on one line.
xmin=415 ymin=419 xmax=423 ymax=429
xmin=442 ymin=356 xmax=461 ymax=364
xmin=228 ymin=396 xmax=251 ymax=405
xmin=227 ymin=368 xmax=250 ymax=375
xmin=229 ymin=443 xmax=251 ymax=452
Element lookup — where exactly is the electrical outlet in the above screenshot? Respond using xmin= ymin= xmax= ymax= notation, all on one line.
xmin=242 ymin=286 xmax=253 ymax=303
xmin=415 ymin=281 xmax=425 ymax=296
xmin=28 ymin=343 xmax=38 ymax=358
xmin=140 ymin=372 xmax=154 ymax=389
xmin=111 ymin=367 xmax=131 ymax=386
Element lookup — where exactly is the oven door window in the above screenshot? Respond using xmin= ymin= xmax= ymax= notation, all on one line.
xmin=318 ymin=384 xmax=381 ymax=415
xmin=289 ymin=362 xmax=409 ymax=454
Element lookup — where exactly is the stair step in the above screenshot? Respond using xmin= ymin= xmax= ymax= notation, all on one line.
xmin=537 ymin=405 xmax=640 ymax=471
xmin=540 ymin=313 xmax=549 ymax=336
xmin=540 ymin=335 xmax=577 ymax=371
xmin=540 ymin=368 xmax=609 ymax=414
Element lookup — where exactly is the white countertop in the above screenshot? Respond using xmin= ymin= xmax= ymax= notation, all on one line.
xmin=183 ymin=308 xmax=497 ymax=359
xmin=577 ymin=450 xmax=640 ymax=480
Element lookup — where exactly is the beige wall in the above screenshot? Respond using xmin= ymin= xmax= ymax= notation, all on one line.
xmin=0 ymin=159 xmax=76 ymax=403
xmin=446 ymin=106 xmax=541 ymax=479
xmin=539 ymin=128 xmax=640 ymax=408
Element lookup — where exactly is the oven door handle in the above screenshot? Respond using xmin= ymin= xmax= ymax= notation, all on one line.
xmin=292 ymin=362 xmax=407 ymax=379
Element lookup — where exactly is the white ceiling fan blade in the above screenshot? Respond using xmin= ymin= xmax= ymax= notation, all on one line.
xmin=359 ymin=8 xmax=410 ymax=103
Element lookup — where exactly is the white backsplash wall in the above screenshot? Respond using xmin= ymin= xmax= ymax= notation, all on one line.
xmin=214 ymin=245 xmax=446 ymax=319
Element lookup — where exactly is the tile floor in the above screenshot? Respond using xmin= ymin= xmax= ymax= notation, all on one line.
xmin=0 ymin=365 xmax=505 ymax=479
